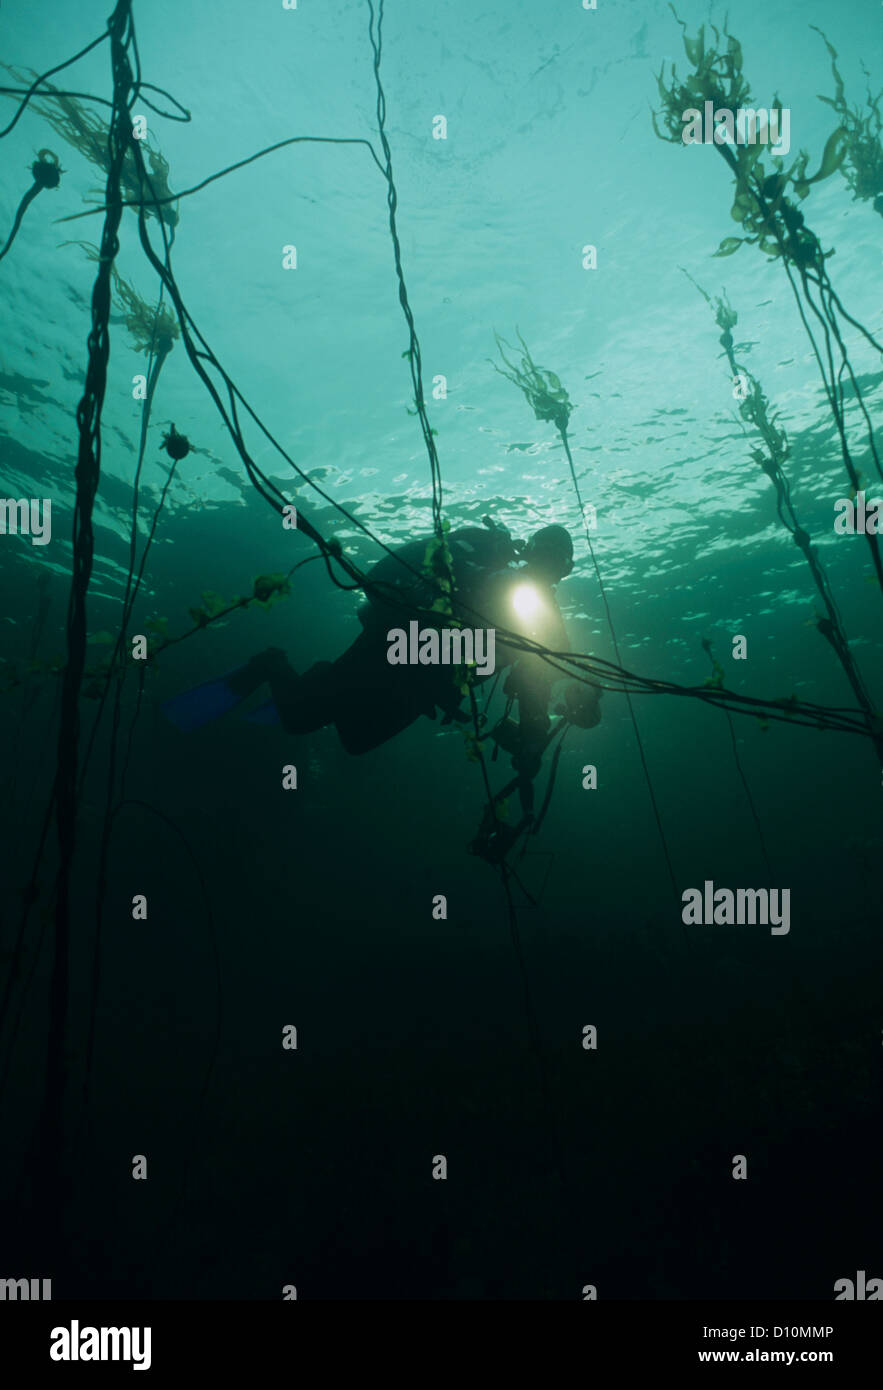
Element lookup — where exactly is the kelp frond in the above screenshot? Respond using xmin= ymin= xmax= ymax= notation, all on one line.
xmin=812 ymin=27 xmax=883 ymax=213
xmin=3 ymin=64 xmax=178 ymax=226
xmin=60 ymin=240 xmax=179 ymax=355
xmin=492 ymin=330 xmax=573 ymax=432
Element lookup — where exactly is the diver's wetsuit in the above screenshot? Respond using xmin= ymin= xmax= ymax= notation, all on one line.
xmin=260 ymin=526 xmax=570 ymax=769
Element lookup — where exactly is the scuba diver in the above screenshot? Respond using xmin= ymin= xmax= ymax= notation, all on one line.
xmin=163 ymin=520 xmax=603 ymax=856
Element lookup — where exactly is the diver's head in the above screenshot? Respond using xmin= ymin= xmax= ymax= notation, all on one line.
xmin=522 ymin=525 xmax=574 ymax=583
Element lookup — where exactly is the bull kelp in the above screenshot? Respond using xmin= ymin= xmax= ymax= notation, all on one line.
xmin=0 ymin=0 xmax=881 ymax=1315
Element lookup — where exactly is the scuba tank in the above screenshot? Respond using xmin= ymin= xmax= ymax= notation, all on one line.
xmin=359 ymin=519 xmax=521 ymax=630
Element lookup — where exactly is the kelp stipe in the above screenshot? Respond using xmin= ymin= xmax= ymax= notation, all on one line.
xmin=700 ymin=638 xmax=772 ymax=877
xmin=683 ymin=272 xmax=883 ymax=764
xmin=3 ymin=1 xmax=140 ymax=1276
xmin=493 ymin=331 xmax=681 ymax=909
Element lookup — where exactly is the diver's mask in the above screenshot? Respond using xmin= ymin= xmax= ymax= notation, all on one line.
xmin=521 ymin=524 xmax=574 ymax=582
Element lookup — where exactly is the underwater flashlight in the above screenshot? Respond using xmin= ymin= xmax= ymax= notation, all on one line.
xmin=511 ymin=582 xmax=542 ymax=621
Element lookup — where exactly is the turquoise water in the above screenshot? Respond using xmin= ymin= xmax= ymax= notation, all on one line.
xmin=0 ymin=0 xmax=881 ymax=1300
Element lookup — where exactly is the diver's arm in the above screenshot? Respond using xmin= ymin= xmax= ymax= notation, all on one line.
xmin=500 ymin=661 xmax=555 ymax=821
xmin=510 ymin=675 xmax=550 ymax=775
xmin=504 ymin=593 xmax=570 ymax=802
xmin=545 ymin=595 xmax=570 ymax=655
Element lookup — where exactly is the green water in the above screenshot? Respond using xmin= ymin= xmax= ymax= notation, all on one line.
xmin=0 ymin=0 xmax=881 ymax=1300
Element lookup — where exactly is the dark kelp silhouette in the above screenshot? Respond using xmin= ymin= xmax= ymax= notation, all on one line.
xmin=654 ymin=11 xmax=883 ymax=605
xmin=683 ymin=271 xmax=883 ymax=761
xmin=1 ymin=0 xmax=881 ymax=1289
xmin=812 ymin=26 xmax=883 ymax=217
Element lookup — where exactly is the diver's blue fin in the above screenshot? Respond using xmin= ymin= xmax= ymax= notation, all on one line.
xmin=243 ymin=698 xmax=280 ymax=725
xmin=162 ymin=668 xmax=250 ymax=732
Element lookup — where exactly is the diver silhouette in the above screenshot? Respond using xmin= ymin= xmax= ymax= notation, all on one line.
xmin=163 ymin=522 xmax=602 ymax=802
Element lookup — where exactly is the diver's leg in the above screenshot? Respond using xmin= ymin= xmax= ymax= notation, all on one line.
xmin=226 ymin=647 xmax=336 ymax=735
xmin=269 ymin=660 xmax=337 ymax=735
xmin=330 ymin=637 xmax=436 ymax=753
xmin=268 ymin=633 xmax=424 ymax=750
xmin=225 ymin=647 xmax=289 ymax=698
xmin=230 ymin=637 xmax=439 ymax=751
